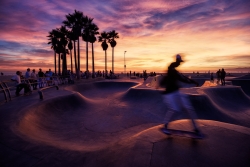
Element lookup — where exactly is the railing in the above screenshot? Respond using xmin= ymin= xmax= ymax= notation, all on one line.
xmin=0 ymin=75 xmax=73 ymax=105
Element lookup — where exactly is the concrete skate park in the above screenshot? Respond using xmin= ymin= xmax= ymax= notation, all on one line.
xmin=0 ymin=74 xmax=250 ymax=167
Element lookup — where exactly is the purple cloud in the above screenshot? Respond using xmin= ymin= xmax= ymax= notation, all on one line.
xmin=0 ymin=0 xmax=249 ymax=73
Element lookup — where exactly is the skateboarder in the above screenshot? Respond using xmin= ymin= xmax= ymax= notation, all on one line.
xmin=161 ymin=54 xmax=201 ymax=135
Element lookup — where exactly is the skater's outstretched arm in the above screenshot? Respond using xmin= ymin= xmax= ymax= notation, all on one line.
xmin=178 ymin=73 xmax=199 ymax=86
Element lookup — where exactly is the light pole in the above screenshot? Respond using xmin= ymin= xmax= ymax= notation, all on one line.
xmin=124 ymin=51 xmax=127 ymax=74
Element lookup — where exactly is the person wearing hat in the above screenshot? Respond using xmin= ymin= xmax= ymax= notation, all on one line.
xmin=161 ymin=54 xmax=201 ymax=135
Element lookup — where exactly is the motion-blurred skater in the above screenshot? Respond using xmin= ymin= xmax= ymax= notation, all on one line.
xmin=160 ymin=54 xmax=201 ymax=135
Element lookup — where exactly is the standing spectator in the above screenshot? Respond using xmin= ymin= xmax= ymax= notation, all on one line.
xmin=48 ymin=69 xmax=53 ymax=77
xmin=48 ymin=69 xmax=54 ymax=84
xmin=11 ymin=71 xmax=31 ymax=96
xmin=45 ymin=71 xmax=52 ymax=86
xmin=210 ymin=72 xmax=214 ymax=82
xmin=221 ymin=68 xmax=226 ymax=86
xmin=216 ymin=69 xmax=221 ymax=84
xmin=25 ymin=68 xmax=31 ymax=79
xmin=25 ymin=68 xmax=34 ymax=87
xmin=143 ymin=70 xmax=148 ymax=81
xmin=30 ymin=69 xmax=38 ymax=90
xmin=38 ymin=68 xmax=45 ymax=77
xmin=38 ymin=68 xmax=45 ymax=88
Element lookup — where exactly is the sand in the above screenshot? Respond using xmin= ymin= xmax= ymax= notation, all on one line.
xmin=0 ymin=75 xmax=250 ymax=167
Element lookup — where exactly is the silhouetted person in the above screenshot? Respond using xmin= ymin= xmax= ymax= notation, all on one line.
xmin=221 ymin=68 xmax=226 ymax=85
xmin=210 ymin=72 xmax=214 ymax=82
xmin=48 ymin=69 xmax=53 ymax=77
xmin=25 ymin=68 xmax=35 ymax=87
xmin=25 ymin=68 xmax=31 ymax=79
xmin=143 ymin=70 xmax=147 ymax=81
xmin=38 ymin=68 xmax=45 ymax=88
xmin=216 ymin=69 xmax=221 ymax=84
xmin=12 ymin=71 xmax=31 ymax=96
xmin=161 ymin=54 xmax=201 ymax=135
xmin=30 ymin=69 xmax=38 ymax=90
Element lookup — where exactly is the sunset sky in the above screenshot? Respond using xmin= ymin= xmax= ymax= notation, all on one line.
xmin=0 ymin=0 xmax=250 ymax=74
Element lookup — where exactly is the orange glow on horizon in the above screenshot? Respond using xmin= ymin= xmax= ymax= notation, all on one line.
xmin=0 ymin=0 xmax=250 ymax=74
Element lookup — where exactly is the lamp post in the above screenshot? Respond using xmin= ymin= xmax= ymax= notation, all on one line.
xmin=124 ymin=51 xmax=127 ymax=74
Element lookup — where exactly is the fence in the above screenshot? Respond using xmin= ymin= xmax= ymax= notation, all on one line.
xmin=0 ymin=76 xmax=73 ymax=105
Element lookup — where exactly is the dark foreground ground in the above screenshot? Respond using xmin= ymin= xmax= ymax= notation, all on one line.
xmin=0 ymin=76 xmax=250 ymax=167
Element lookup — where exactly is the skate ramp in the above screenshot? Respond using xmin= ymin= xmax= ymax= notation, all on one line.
xmin=231 ymin=79 xmax=250 ymax=96
xmin=147 ymin=75 xmax=207 ymax=88
xmin=199 ymin=86 xmax=250 ymax=111
xmin=233 ymin=74 xmax=250 ymax=79
xmin=1 ymin=80 xmax=250 ymax=166
xmin=15 ymin=84 xmax=250 ymax=148
xmin=65 ymin=81 xmax=139 ymax=99
xmin=14 ymin=93 xmax=112 ymax=151
xmin=147 ymin=75 xmax=196 ymax=88
xmin=229 ymin=74 xmax=250 ymax=95
xmin=201 ymin=80 xmax=217 ymax=87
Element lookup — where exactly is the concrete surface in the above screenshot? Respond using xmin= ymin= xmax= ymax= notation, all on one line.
xmin=0 ymin=77 xmax=250 ymax=167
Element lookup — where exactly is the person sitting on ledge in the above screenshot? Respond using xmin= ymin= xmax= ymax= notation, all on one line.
xmin=11 ymin=71 xmax=31 ymax=96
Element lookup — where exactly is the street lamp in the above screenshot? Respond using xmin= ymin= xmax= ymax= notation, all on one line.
xmin=124 ymin=51 xmax=127 ymax=74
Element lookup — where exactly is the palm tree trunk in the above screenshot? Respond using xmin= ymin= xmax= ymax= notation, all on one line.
xmin=62 ymin=52 xmax=67 ymax=76
xmin=74 ymin=41 xmax=78 ymax=72
xmin=54 ymin=51 xmax=57 ymax=74
xmin=70 ymin=49 xmax=73 ymax=73
xmin=58 ymin=53 xmax=61 ymax=75
xmin=77 ymin=38 xmax=80 ymax=79
xmin=112 ymin=47 xmax=114 ymax=73
xmin=86 ymin=41 xmax=88 ymax=72
xmin=105 ymin=50 xmax=107 ymax=77
xmin=92 ymin=43 xmax=94 ymax=78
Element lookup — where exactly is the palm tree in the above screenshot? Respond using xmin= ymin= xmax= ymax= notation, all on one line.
xmin=108 ymin=30 xmax=119 ymax=73
xmin=98 ymin=31 xmax=109 ymax=77
xmin=56 ymin=26 xmax=69 ymax=76
xmin=66 ymin=31 xmax=75 ymax=74
xmin=82 ymin=16 xmax=94 ymax=72
xmin=63 ymin=13 xmax=77 ymax=75
xmin=67 ymin=37 xmax=73 ymax=73
xmin=48 ymin=29 xmax=63 ymax=75
xmin=54 ymin=29 xmax=62 ymax=75
xmin=88 ymin=23 xmax=99 ymax=78
xmin=47 ymin=29 xmax=58 ymax=74
xmin=63 ymin=10 xmax=85 ymax=79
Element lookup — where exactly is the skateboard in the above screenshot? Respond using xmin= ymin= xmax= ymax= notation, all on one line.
xmin=160 ymin=128 xmax=205 ymax=139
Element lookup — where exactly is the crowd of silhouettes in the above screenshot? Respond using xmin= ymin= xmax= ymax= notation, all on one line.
xmin=11 ymin=68 xmax=56 ymax=95
xmin=216 ymin=68 xmax=226 ymax=85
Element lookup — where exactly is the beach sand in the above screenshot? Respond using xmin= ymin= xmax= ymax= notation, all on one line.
xmin=0 ymin=75 xmax=250 ymax=166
